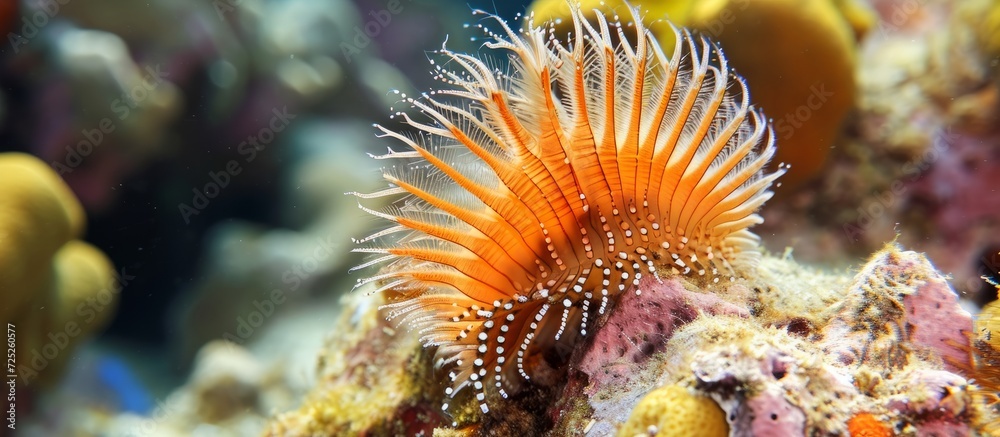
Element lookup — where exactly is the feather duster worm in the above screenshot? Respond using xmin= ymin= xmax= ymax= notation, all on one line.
xmin=350 ymin=4 xmax=784 ymax=414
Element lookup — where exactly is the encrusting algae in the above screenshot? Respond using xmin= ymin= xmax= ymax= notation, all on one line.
xmin=349 ymin=1 xmax=783 ymax=416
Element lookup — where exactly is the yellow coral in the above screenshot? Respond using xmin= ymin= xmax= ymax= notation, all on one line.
xmin=618 ymin=385 xmax=728 ymax=437
xmin=0 ymin=152 xmax=116 ymax=384
xmin=529 ymin=0 xmax=874 ymax=190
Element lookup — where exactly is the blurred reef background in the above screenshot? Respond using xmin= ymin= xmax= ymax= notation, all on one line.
xmin=0 ymin=0 xmax=998 ymax=435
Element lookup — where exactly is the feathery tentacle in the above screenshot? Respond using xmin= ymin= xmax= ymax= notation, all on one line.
xmin=351 ymin=3 xmax=785 ymax=415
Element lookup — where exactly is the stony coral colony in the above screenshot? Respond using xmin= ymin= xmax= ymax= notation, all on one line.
xmin=350 ymin=4 xmax=784 ymax=414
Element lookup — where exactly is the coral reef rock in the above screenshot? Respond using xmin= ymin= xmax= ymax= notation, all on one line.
xmin=265 ymin=244 xmax=998 ymax=435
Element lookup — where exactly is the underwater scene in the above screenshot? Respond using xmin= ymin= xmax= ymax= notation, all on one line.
xmin=1 ymin=0 xmax=999 ymax=435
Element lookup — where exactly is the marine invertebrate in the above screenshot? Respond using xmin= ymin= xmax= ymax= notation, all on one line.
xmin=617 ymin=384 xmax=728 ymax=437
xmin=350 ymin=3 xmax=783 ymax=414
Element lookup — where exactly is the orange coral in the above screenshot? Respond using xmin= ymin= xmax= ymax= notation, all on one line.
xmin=847 ymin=413 xmax=893 ymax=437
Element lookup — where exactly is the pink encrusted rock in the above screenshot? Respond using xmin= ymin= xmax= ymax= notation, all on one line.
xmin=547 ymin=277 xmax=749 ymax=436
xmin=821 ymin=245 xmax=973 ymax=371
xmin=745 ymin=388 xmax=806 ymax=437
xmin=575 ymin=276 xmax=749 ymax=392
xmin=902 ymin=273 xmax=974 ymax=372
xmin=684 ymin=320 xmax=861 ymax=436
xmin=693 ymin=351 xmax=812 ymax=437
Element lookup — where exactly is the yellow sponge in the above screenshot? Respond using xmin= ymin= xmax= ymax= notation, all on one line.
xmin=0 ymin=152 xmax=85 ymax=317
xmin=529 ymin=0 xmax=873 ymax=191
xmin=52 ymin=240 xmax=117 ymax=330
xmin=0 ymin=152 xmax=116 ymax=385
xmin=618 ymin=385 xmax=729 ymax=437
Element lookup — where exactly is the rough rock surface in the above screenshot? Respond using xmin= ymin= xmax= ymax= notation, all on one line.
xmin=263 ymin=244 xmax=997 ymax=435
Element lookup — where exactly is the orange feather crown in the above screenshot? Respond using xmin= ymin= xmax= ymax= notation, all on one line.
xmin=349 ymin=3 xmax=784 ymax=415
